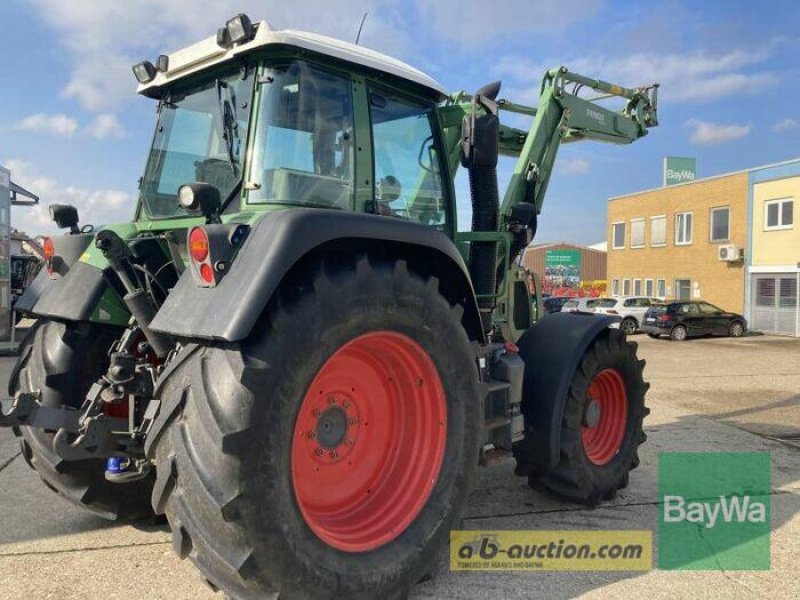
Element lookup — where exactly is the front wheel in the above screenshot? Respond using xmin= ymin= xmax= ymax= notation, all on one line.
xmin=527 ymin=330 xmax=649 ymax=506
xmin=148 ymin=257 xmax=481 ymax=599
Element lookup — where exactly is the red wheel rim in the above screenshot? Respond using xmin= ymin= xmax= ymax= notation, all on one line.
xmin=581 ymin=368 xmax=628 ymax=466
xmin=291 ymin=331 xmax=447 ymax=553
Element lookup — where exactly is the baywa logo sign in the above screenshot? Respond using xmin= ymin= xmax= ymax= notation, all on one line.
xmin=658 ymin=452 xmax=771 ymax=570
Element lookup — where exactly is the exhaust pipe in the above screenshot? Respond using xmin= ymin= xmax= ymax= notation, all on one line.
xmin=462 ymin=81 xmax=501 ymax=333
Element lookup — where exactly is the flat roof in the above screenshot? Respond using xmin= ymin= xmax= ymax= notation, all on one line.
xmin=138 ymin=20 xmax=447 ymax=100
xmin=609 ymin=156 xmax=800 ymax=201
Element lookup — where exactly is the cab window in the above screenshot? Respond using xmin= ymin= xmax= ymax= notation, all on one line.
xmin=368 ymin=88 xmax=447 ymax=227
xmin=248 ymin=61 xmax=355 ymax=209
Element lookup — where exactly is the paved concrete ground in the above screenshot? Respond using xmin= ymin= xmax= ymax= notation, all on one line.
xmin=0 ymin=334 xmax=798 ymax=599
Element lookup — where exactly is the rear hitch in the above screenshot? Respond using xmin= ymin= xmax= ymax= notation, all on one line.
xmin=0 ymin=391 xmax=81 ymax=432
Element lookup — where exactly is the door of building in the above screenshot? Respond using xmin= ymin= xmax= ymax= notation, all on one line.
xmin=751 ymin=274 xmax=799 ymax=336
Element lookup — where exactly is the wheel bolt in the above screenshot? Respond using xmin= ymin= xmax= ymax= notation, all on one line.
xmin=312 ymin=408 xmax=321 ymax=417
xmin=315 ymin=448 xmax=324 ymax=456
xmin=328 ymin=396 xmax=336 ymax=405
xmin=348 ymin=417 xmax=358 ymax=425
xmin=308 ymin=431 xmax=316 ymax=439
xmin=343 ymin=401 xmax=350 ymax=408
xmin=345 ymin=439 xmax=354 ymax=447
xmin=330 ymin=450 xmax=338 ymax=459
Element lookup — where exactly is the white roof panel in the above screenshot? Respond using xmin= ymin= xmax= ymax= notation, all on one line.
xmin=137 ymin=20 xmax=447 ymax=98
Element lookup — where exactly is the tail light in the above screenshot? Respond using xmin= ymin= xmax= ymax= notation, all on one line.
xmin=43 ymin=237 xmax=55 ymax=277
xmin=187 ymin=223 xmax=249 ymax=287
xmin=607 ymin=309 xmax=618 ymax=315
xmin=189 ymin=227 xmax=214 ymax=285
xmin=659 ymin=314 xmax=671 ymax=322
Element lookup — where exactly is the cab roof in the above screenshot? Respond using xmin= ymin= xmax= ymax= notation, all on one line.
xmin=136 ymin=20 xmax=447 ymax=100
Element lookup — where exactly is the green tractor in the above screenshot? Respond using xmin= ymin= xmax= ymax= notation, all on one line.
xmin=2 ymin=14 xmax=656 ymax=599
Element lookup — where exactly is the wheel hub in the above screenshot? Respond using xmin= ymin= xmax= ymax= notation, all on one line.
xmin=315 ymin=405 xmax=349 ymax=449
xmin=583 ymin=398 xmax=601 ymax=428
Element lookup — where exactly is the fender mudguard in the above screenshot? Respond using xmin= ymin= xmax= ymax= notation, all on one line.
xmin=149 ymin=208 xmax=482 ymax=342
xmin=516 ymin=312 xmax=617 ymax=468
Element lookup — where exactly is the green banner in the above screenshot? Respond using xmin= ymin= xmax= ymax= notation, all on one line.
xmin=543 ymin=249 xmax=581 ymax=292
xmin=663 ymin=156 xmax=697 ymax=186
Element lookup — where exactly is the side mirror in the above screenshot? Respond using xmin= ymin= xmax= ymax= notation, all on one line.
xmin=461 ymin=81 xmax=501 ymax=169
xmin=49 ymin=204 xmax=80 ymax=234
xmin=178 ymin=183 xmax=222 ymax=223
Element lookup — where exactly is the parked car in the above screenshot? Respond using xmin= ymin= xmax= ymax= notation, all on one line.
xmin=641 ymin=301 xmax=747 ymax=341
xmin=560 ymin=297 xmax=600 ymax=313
xmin=543 ymin=296 xmax=571 ymax=313
xmin=595 ymin=296 xmax=661 ymax=335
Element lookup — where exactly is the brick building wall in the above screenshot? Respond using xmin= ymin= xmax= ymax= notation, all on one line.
xmin=607 ymin=172 xmax=748 ymax=313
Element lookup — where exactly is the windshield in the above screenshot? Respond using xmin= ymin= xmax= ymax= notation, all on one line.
xmin=139 ymin=68 xmax=255 ymax=218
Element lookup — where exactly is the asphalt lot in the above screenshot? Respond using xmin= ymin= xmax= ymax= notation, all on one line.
xmin=0 ymin=333 xmax=798 ymax=599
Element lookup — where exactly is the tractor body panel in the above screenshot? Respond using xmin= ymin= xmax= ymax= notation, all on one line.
xmin=516 ymin=312 xmax=618 ymax=467
xmin=149 ymin=207 xmax=483 ymax=342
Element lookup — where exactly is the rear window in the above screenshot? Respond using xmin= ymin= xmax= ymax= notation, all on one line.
xmin=564 ymin=300 xmax=579 ymax=308
xmin=598 ymin=299 xmax=618 ymax=308
xmin=647 ymin=304 xmax=667 ymax=314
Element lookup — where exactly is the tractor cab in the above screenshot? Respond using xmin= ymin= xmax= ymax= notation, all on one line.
xmin=135 ymin=16 xmax=452 ymax=232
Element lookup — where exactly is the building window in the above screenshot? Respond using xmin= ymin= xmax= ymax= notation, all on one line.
xmin=675 ymin=212 xmax=693 ymax=245
xmin=765 ymin=198 xmax=794 ymax=230
xmin=645 ymin=279 xmax=654 ymax=296
xmin=657 ymin=279 xmax=666 ymax=298
xmin=630 ymin=218 xmax=645 ymax=248
xmin=675 ymin=279 xmax=691 ymax=300
xmin=612 ymin=278 xmax=620 ymax=296
xmin=633 ymin=279 xmax=642 ymax=295
xmin=612 ymin=222 xmax=625 ymax=249
xmin=623 ymin=279 xmax=631 ymax=296
xmin=650 ymin=215 xmax=666 ymax=247
xmin=710 ymin=206 xmax=730 ymax=242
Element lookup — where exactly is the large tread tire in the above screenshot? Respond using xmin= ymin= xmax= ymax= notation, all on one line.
xmin=148 ymin=256 xmax=481 ymax=599
xmin=528 ymin=330 xmax=649 ymax=506
xmin=11 ymin=320 xmax=155 ymax=521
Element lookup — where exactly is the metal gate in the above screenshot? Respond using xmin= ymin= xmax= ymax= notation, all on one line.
xmin=751 ymin=273 xmax=799 ymax=336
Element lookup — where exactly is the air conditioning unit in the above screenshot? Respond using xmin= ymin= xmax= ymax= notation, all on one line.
xmin=718 ymin=244 xmax=743 ymax=262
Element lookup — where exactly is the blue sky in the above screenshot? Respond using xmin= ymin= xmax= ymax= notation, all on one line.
xmin=1 ymin=0 xmax=798 ymax=243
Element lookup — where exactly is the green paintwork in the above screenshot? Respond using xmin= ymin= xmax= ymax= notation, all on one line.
xmin=58 ymin=47 xmax=657 ymax=335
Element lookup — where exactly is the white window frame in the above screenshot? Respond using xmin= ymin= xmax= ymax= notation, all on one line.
xmin=764 ymin=198 xmax=794 ymax=231
xmin=645 ymin=278 xmax=654 ymax=296
xmin=611 ymin=278 xmax=620 ymax=297
xmin=675 ymin=211 xmax=693 ymax=245
xmin=622 ymin=278 xmax=631 ymax=296
xmin=630 ymin=218 xmax=645 ymax=248
xmin=710 ymin=206 xmax=730 ymax=242
xmin=633 ymin=278 xmax=643 ymax=296
xmin=650 ymin=215 xmax=666 ymax=247
xmin=611 ymin=221 xmax=626 ymax=249
xmin=657 ymin=278 xmax=666 ymax=298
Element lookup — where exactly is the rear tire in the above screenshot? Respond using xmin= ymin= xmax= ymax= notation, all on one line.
xmin=621 ymin=317 xmax=637 ymax=336
xmin=670 ymin=324 xmax=687 ymax=341
xmin=527 ymin=330 xmax=648 ymax=506
xmin=148 ymin=257 xmax=481 ymax=599
xmin=11 ymin=320 xmax=155 ymax=521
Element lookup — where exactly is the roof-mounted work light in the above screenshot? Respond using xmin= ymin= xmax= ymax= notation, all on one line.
xmin=133 ymin=60 xmax=157 ymax=84
xmin=156 ymin=54 xmax=169 ymax=73
xmin=217 ymin=13 xmax=255 ymax=49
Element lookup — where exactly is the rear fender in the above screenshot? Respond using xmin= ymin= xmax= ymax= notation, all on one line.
xmin=516 ymin=312 xmax=617 ymax=468
xmin=149 ymin=208 xmax=484 ymax=343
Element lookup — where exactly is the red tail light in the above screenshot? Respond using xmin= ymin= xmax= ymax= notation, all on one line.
xmin=607 ymin=309 xmax=618 ymax=315
xmin=188 ymin=227 xmax=214 ymax=285
xmin=659 ymin=314 xmax=671 ymax=322
xmin=43 ymin=237 xmax=55 ymax=277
